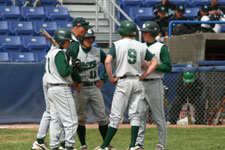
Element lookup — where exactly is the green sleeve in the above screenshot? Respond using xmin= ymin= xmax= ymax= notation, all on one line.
xmin=156 ymin=45 xmax=172 ymax=73
xmin=108 ymin=43 xmax=116 ymax=58
xmin=66 ymin=41 xmax=80 ymax=59
xmin=71 ymin=71 xmax=82 ymax=83
xmin=144 ymin=49 xmax=154 ymax=61
xmin=55 ymin=51 xmax=73 ymax=77
xmin=100 ymin=49 xmax=108 ymax=83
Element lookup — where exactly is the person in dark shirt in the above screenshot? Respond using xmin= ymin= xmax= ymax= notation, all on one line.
xmin=168 ymin=72 xmax=206 ymax=125
xmin=152 ymin=5 xmax=170 ymax=38
xmin=154 ymin=0 xmax=177 ymax=16
xmin=170 ymin=4 xmax=189 ymax=20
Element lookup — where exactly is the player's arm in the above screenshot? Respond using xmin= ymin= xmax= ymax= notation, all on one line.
xmin=156 ymin=45 xmax=172 ymax=73
xmin=100 ymin=49 xmax=108 ymax=83
xmin=105 ymin=44 xmax=118 ymax=84
xmin=140 ymin=50 xmax=158 ymax=80
xmin=66 ymin=41 xmax=80 ymax=59
xmin=55 ymin=51 xmax=73 ymax=77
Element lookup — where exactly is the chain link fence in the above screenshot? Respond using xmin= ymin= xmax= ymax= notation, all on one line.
xmin=159 ymin=66 xmax=225 ymax=125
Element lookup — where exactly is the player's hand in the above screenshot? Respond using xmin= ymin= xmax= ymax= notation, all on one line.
xmin=110 ymin=77 xmax=119 ymax=85
xmin=71 ymin=82 xmax=82 ymax=93
xmin=96 ymin=80 xmax=104 ymax=88
xmin=139 ymin=75 xmax=145 ymax=81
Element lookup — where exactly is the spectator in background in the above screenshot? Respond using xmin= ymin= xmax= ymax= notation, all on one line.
xmin=168 ymin=72 xmax=206 ymax=125
xmin=208 ymin=0 xmax=225 ymax=33
xmin=200 ymin=5 xmax=216 ymax=32
xmin=154 ymin=0 xmax=177 ymax=17
xmin=15 ymin=0 xmax=40 ymax=7
xmin=170 ymin=5 xmax=194 ymax=35
xmin=152 ymin=5 xmax=170 ymax=43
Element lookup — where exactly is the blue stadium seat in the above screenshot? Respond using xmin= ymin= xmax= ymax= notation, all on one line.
xmin=57 ymin=21 xmax=72 ymax=30
xmin=11 ymin=52 xmax=36 ymax=62
xmin=0 ymin=6 xmax=22 ymax=20
xmin=218 ymin=0 xmax=225 ymax=5
xmin=0 ymin=0 xmax=12 ymax=6
xmin=190 ymin=0 xmax=210 ymax=7
xmin=36 ymin=51 xmax=47 ymax=62
xmin=129 ymin=7 xmax=154 ymax=27
xmin=21 ymin=7 xmax=47 ymax=21
xmin=120 ymin=0 xmax=142 ymax=20
xmin=9 ymin=21 xmax=35 ymax=36
xmin=22 ymin=36 xmax=48 ymax=52
xmin=0 ymin=21 xmax=10 ymax=35
xmin=184 ymin=8 xmax=200 ymax=19
xmin=0 ymin=36 xmax=24 ymax=52
xmin=40 ymin=0 xmax=57 ymax=7
xmin=0 ymin=52 xmax=11 ymax=62
xmin=33 ymin=21 xmax=57 ymax=36
xmin=142 ymin=0 xmax=161 ymax=6
xmin=170 ymin=0 xmax=191 ymax=7
xmin=45 ymin=7 xmax=70 ymax=21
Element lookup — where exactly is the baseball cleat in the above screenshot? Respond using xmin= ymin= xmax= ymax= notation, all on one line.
xmin=94 ymin=146 xmax=109 ymax=150
xmin=80 ymin=145 xmax=87 ymax=150
xmin=31 ymin=141 xmax=48 ymax=150
xmin=134 ymin=145 xmax=144 ymax=150
xmin=107 ymin=145 xmax=117 ymax=150
xmin=155 ymin=144 xmax=166 ymax=150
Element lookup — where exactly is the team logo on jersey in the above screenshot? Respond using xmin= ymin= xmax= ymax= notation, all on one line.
xmin=80 ymin=61 xmax=96 ymax=72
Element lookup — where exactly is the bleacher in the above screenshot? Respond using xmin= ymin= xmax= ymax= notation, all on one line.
xmin=0 ymin=0 xmax=72 ymax=63
xmin=117 ymin=0 xmax=225 ymax=27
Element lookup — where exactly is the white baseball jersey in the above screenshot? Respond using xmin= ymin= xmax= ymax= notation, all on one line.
xmin=143 ymin=42 xmax=164 ymax=79
xmin=113 ymin=38 xmax=147 ymax=77
xmin=45 ymin=46 xmax=72 ymax=84
xmin=77 ymin=46 xmax=101 ymax=82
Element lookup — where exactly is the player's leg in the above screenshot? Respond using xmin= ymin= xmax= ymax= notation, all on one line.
xmin=48 ymin=96 xmax=63 ymax=149
xmin=99 ymin=79 xmax=132 ymax=148
xmin=89 ymin=87 xmax=108 ymax=140
xmin=32 ymin=74 xmax=50 ymax=150
xmin=74 ymin=88 xmax=89 ymax=148
xmin=144 ymin=79 xmax=167 ymax=149
xmin=128 ymin=80 xmax=144 ymax=148
xmin=49 ymin=86 xmax=78 ymax=149
xmin=135 ymin=98 xmax=149 ymax=148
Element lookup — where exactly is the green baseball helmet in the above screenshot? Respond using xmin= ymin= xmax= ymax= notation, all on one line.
xmin=142 ymin=21 xmax=160 ymax=37
xmin=183 ymin=72 xmax=196 ymax=83
xmin=54 ymin=28 xmax=72 ymax=45
xmin=118 ymin=20 xmax=137 ymax=36
xmin=84 ymin=29 xmax=95 ymax=38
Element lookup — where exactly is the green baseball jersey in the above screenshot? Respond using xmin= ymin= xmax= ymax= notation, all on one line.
xmin=109 ymin=38 xmax=154 ymax=77
xmin=45 ymin=46 xmax=73 ymax=84
xmin=77 ymin=45 xmax=107 ymax=82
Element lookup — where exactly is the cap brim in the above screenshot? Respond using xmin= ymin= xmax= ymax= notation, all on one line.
xmin=83 ymin=25 xmax=93 ymax=29
xmin=183 ymin=78 xmax=195 ymax=83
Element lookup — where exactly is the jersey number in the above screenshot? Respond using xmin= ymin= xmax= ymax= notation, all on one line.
xmin=90 ymin=70 xmax=97 ymax=79
xmin=128 ymin=49 xmax=137 ymax=64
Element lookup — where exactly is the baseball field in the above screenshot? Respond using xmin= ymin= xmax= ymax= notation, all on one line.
xmin=0 ymin=124 xmax=225 ymax=150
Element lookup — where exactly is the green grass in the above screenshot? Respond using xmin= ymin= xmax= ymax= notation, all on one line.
xmin=0 ymin=127 xmax=225 ymax=150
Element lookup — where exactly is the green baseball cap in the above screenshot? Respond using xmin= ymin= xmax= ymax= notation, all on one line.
xmin=72 ymin=17 xmax=92 ymax=29
xmin=183 ymin=72 xmax=195 ymax=83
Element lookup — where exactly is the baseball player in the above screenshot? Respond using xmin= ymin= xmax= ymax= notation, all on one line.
xmin=73 ymin=29 xmax=109 ymax=150
xmin=31 ymin=73 xmax=66 ymax=150
xmin=95 ymin=20 xmax=158 ymax=150
xmin=46 ymin=28 xmax=79 ymax=150
xmin=135 ymin=21 xmax=172 ymax=150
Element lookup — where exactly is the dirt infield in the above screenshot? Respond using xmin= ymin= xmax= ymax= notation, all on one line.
xmin=0 ymin=124 xmax=225 ymax=130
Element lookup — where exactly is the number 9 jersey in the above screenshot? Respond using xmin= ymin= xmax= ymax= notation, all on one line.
xmin=110 ymin=38 xmax=154 ymax=77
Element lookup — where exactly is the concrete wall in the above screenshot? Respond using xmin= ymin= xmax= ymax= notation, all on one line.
xmin=165 ymin=33 xmax=225 ymax=64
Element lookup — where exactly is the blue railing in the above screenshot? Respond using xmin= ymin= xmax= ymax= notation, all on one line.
xmin=168 ymin=20 xmax=225 ymax=36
